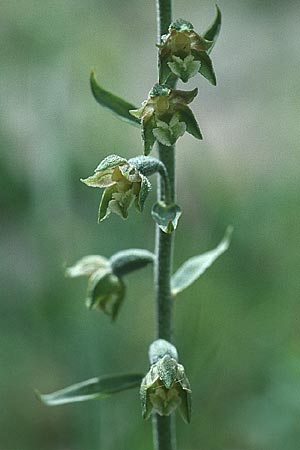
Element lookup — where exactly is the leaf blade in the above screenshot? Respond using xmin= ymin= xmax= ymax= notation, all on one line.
xmin=171 ymin=226 xmax=233 ymax=295
xmin=90 ymin=71 xmax=140 ymax=126
xmin=37 ymin=373 xmax=144 ymax=406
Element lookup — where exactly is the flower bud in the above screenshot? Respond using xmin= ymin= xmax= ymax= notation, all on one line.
xmin=140 ymin=339 xmax=191 ymax=423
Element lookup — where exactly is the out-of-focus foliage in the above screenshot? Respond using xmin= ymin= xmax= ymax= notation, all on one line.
xmin=1 ymin=0 xmax=299 ymax=449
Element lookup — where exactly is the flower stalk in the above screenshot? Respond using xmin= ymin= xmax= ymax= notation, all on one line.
xmin=154 ymin=1 xmax=177 ymax=449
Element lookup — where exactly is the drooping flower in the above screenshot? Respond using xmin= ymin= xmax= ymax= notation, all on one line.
xmin=130 ymin=84 xmax=201 ymax=155
xmin=66 ymin=255 xmax=125 ymax=320
xmin=140 ymin=339 xmax=191 ymax=422
xmin=66 ymin=249 xmax=154 ymax=321
xmin=81 ymin=154 xmax=151 ymax=221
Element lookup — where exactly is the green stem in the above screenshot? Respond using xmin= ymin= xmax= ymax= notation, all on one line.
xmin=153 ymin=1 xmax=177 ymax=450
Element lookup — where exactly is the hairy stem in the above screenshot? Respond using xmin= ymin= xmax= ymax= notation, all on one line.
xmin=153 ymin=1 xmax=177 ymax=450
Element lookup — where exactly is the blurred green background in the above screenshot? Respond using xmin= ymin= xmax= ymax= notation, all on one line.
xmin=1 ymin=0 xmax=299 ymax=449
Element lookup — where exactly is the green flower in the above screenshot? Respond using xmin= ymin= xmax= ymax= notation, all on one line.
xmin=140 ymin=339 xmax=191 ymax=423
xmin=159 ymin=18 xmax=217 ymax=85
xmin=66 ymin=249 xmax=154 ymax=321
xmin=66 ymin=255 xmax=125 ymax=321
xmin=130 ymin=84 xmax=201 ymax=155
xmin=81 ymin=154 xmax=151 ymax=221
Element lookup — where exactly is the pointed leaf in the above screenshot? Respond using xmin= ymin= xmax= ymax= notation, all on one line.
xmin=171 ymin=226 xmax=233 ymax=295
xmin=90 ymin=71 xmax=140 ymax=126
xmin=203 ymin=6 xmax=222 ymax=53
xmin=37 ymin=373 xmax=144 ymax=406
xmin=175 ymin=104 xmax=202 ymax=140
xmin=152 ymin=202 xmax=182 ymax=234
xmin=110 ymin=248 xmax=154 ymax=277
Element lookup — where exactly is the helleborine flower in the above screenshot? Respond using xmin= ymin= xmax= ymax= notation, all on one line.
xmin=66 ymin=249 xmax=154 ymax=321
xmin=159 ymin=18 xmax=217 ymax=85
xmin=66 ymin=255 xmax=125 ymax=321
xmin=140 ymin=340 xmax=191 ymax=423
xmin=130 ymin=84 xmax=201 ymax=155
xmin=81 ymin=154 xmax=151 ymax=222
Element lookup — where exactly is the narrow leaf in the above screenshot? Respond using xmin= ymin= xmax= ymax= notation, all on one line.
xmin=37 ymin=373 xmax=144 ymax=406
xmin=171 ymin=226 xmax=233 ymax=295
xmin=90 ymin=71 xmax=140 ymax=126
xmin=203 ymin=5 xmax=222 ymax=53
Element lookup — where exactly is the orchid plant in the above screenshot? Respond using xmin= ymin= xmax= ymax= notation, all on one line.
xmin=37 ymin=2 xmax=231 ymax=449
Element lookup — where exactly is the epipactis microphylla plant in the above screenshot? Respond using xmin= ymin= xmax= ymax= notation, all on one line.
xmin=37 ymin=3 xmax=232 ymax=450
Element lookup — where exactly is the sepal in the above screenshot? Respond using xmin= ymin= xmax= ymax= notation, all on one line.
xmin=195 ymin=51 xmax=216 ymax=86
xmin=175 ymin=104 xmax=202 ymax=139
xmin=66 ymin=255 xmax=109 ymax=278
xmin=142 ymin=112 xmax=157 ymax=155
